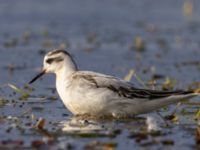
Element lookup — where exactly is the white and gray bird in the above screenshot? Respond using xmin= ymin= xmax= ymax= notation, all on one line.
xmin=29 ymin=49 xmax=199 ymax=118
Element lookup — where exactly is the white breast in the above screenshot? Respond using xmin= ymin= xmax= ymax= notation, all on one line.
xmin=56 ymin=76 xmax=77 ymax=114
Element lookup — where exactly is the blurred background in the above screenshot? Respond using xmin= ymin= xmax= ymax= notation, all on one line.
xmin=1 ymin=0 xmax=200 ymax=149
xmin=0 ymin=0 xmax=200 ymax=86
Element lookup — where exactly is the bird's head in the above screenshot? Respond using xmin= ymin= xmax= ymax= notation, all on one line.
xmin=29 ymin=49 xmax=77 ymax=84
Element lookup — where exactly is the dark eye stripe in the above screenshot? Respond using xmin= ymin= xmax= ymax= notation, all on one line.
xmin=46 ymin=57 xmax=63 ymax=64
xmin=46 ymin=58 xmax=54 ymax=64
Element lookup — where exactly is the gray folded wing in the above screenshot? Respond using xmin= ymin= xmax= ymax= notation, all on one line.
xmin=72 ymin=71 xmax=193 ymax=100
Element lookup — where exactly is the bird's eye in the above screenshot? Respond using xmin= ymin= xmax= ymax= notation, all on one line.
xmin=46 ymin=58 xmax=54 ymax=64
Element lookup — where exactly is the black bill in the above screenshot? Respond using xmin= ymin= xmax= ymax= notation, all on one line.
xmin=29 ymin=69 xmax=46 ymax=84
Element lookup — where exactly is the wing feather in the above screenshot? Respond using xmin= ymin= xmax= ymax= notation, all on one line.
xmin=72 ymin=71 xmax=193 ymax=100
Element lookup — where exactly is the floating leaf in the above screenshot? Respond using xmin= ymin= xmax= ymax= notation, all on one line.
xmin=124 ymin=69 xmax=134 ymax=81
xmin=31 ymin=140 xmax=45 ymax=147
xmin=31 ymin=113 xmax=35 ymax=121
xmin=131 ymin=70 xmax=148 ymax=88
xmin=162 ymin=77 xmax=176 ymax=90
xmin=102 ymin=142 xmax=117 ymax=149
xmin=161 ymin=139 xmax=174 ymax=145
xmin=183 ymin=0 xmax=193 ymax=18
xmin=84 ymin=141 xmax=117 ymax=150
xmin=42 ymin=39 xmax=53 ymax=48
xmin=75 ymin=133 xmax=109 ymax=138
xmin=36 ymin=118 xmax=46 ymax=130
xmin=58 ymin=42 xmax=69 ymax=49
xmin=196 ymin=123 xmax=200 ymax=144
xmin=195 ymin=88 xmax=200 ymax=94
xmin=165 ymin=114 xmax=179 ymax=123
xmin=194 ymin=109 xmax=200 ymax=121
xmin=129 ymin=36 xmax=146 ymax=51
xmin=0 ymin=98 xmax=9 ymax=107
xmin=128 ymin=132 xmax=148 ymax=143
xmin=34 ymin=118 xmax=53 ymax=139
xmin=7 ymin=83 xmax=29 ymax=100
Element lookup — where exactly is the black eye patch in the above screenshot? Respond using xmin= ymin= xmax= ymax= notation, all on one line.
xmin=46 ymin=57 xmax=64 ymax=64
xmin=46 ymin=58 xmax=54 ymax=64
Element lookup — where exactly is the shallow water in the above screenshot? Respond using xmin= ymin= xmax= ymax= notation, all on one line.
xmin=0 ymin=0 xmax=200 ymax=149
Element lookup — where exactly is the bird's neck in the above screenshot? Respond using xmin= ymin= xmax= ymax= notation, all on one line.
xmin=55 ymin=63 xmax=77 ymax=80
xmin=55 ymin=66 xmax=76 ymax=103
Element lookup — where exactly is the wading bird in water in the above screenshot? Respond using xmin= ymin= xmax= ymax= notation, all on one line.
xmin=29 ymin=49 xmax=199 ymax=118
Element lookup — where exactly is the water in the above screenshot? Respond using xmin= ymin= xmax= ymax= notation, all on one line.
xmin=0 ymin=0 xmax=200 ymax=149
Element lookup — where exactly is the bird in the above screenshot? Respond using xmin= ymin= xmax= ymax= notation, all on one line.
xmin=29 ymin=49 xmax=199 ymax=118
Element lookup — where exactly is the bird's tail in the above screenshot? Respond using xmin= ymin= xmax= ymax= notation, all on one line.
xmin=134 ymin=91 xmax=200 ymax=115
